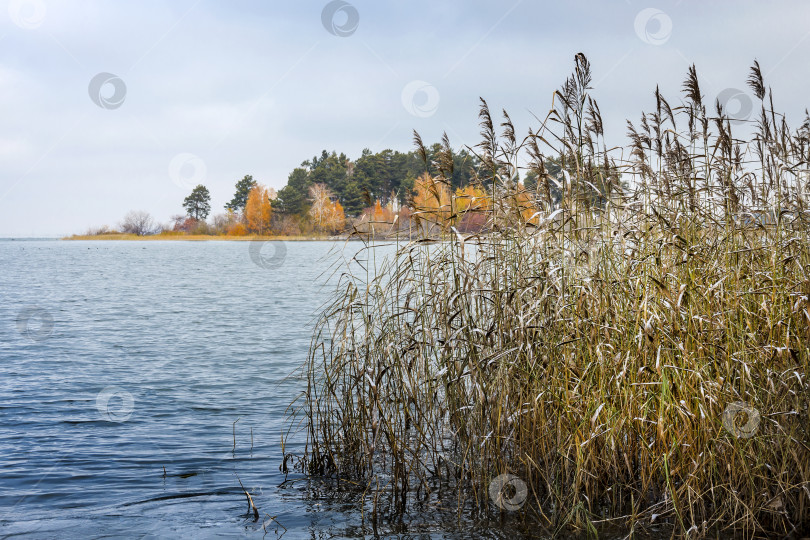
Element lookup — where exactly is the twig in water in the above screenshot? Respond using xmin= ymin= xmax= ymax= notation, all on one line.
xmin=233 ymin=417 xmax=241 ymax=453
xmin=235 ymin=473 xmax=259 ymax=521
xmin=262 ymin=513 xmax=287 ymax=538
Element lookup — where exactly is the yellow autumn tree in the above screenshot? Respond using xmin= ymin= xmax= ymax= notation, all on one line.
xmin=453 ymin=185 xmax=490 ymax=214
xmin=370 ymin=200 xmax=396 ymax=223
xmin=513 ymin=183 xmax=539 ymax=225
xmin=245 ymin=184 xmax=272 ymax=235
xmin=309 ymin=183 xmax=345 ymax=234
xmin=452 ymin=184 xmax=491 ymax=232
xmin=412 ymin=173 xmax=451 ymax=232
xmin=324 ymin=200 xmax=345 ymax=233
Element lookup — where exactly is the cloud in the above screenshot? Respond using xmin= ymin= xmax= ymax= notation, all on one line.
xmin=1 ymin=0 xmax=810 ymax=235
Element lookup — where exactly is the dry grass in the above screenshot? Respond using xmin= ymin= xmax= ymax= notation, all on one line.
xmin=286 ymin=54 xmax=810 ymax=538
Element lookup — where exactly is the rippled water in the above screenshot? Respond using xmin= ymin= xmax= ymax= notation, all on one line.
xmin=1 ymin=239 xmax=670 ymax=539
xmin=0 ymin=239 xmax=402 ymax=539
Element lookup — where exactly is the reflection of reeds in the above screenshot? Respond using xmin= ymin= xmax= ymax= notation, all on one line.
xmin=287 ymin=54 xmax=810 ymax=537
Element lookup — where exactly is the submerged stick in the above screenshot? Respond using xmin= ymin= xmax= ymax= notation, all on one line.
xmin=233 ymin=417 xmax=241 ymax=453
xmin=235 ymin=473 xmax=259 ymax=522
xmin=262 ymin=513 xmax=287 ymax=538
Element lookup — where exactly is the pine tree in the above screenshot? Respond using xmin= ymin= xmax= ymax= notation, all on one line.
xmin=182 ymin=185 xmax=211 ymax=220
xmin=225 ymin=175 xmax=257 ymax=212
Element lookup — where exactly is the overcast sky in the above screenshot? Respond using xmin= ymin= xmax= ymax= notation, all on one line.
xmin=1 ymin=0 xmax=809 ymax=236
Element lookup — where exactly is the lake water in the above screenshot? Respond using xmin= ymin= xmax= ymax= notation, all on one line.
xmin=1 ymin=239 xmax=659 ymax=539
xmin=0 ymin=239 xmax=406 ymax=539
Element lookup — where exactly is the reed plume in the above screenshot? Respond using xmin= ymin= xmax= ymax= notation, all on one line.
xmin=286 ymin=54 xmax=810 ymax=538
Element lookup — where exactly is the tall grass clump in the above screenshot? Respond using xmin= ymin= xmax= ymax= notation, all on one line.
xmin=286 ymin=54 xmax=810 ymax=537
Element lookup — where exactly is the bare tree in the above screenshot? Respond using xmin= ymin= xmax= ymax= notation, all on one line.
xmin=210 ymin=212 xmax=237 ymax=234
xmin=308 ymin=183 xmax=333 ymax=229
xmin=120 ymin=210 xmax=155 ymax=236
xmin=85 ymin=225 xmax=112 ymax=235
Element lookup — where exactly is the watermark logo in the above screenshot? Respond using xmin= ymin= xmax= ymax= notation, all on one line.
xmin=488 ymin=473 xmax=528 ymax=511
xmin=321 ymin=0 xmax=359 ymax=37
xmin=96 ymin=386 xmax=135 ymax=422
xmin=8 ymin=0 xmax=46 ymax=29
xmin=634 ymin=8 xmax=672 ymax=46
xmin=16 ymin=306 xmax=54 ymax=342
xmin=88 ymin=72 xmax=127 ymax=110
xmin=401 ymin=80 xmax=440 ymax=118
xmin=168 ymin=153 xmax=207 ymax=190
xmin=249 ymin=240 xmax=287 ymax=270
xmin=716 ymin=88 xmax=753 ymax=122
xmin=722 ymin=401 xmax=760 ymax=439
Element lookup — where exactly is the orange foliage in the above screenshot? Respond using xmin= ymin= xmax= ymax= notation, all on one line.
xmin=452 ymin=185 xmax=491 ymax=233
xmin=370 ymin=200 xmax=396 ymax=223
xmin=453 ymin=185 xmax=490 ymax=214
xmin=514 ymin=184 xmax=539 ymax=225
xmin=309 ymin=183 xmax=345 ymax=234
xmin=323 ymin=200 xmax=345 ymax=233
xmin=245 ymin=185 xmax=273 ymax=234
xmin=412 ymin=173 xmax=451 ymax=230
xmin=226 ymin=222 xmax=247 ymax=236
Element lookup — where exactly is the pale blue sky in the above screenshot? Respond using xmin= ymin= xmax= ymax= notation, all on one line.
xmin=1 ymin=0 xmax=809 ymax=236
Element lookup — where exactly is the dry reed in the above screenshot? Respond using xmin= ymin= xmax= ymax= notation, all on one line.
xmin=285 ymin=54 xmax=810 ymax=538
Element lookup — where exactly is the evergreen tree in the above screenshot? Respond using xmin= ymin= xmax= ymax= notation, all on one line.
xmin=225 ymin=175 xmax=257 ymax=212
xmin=276 ymin=168 xmax=311 ymax=215
xmin=182 ymin=185 xmax=211 ymax=220
xmin=340 ymin=182 xmax=365 ymax=216
xmin=272 ymin=144 xmax=482 ymax=218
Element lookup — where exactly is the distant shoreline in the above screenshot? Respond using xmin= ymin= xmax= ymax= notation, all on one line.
xmin=62 ymin=233 xmax=346 ymax=241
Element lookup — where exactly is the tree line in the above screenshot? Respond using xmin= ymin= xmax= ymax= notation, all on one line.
xmin=100 ymin=144 xmax=597 ymax=237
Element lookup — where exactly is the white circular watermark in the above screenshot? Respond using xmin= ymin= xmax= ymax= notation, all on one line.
xmin=8 ymin=0 xmax=46 ymax=29
xmin=634 ymin=8 xmax=672 ymax=46
xmin=16 ymin=306 xmax=54 ymax=342
xmin=716 ymin=88 xmax=753 ymax=122
xmin=88 ymin=72 xmax=127 ymax=110
xmin=488 ymin=473 xmax=528 ymax=511
xmin=321 ymin=0 xmax=359 ymax=37
xmin=249 ymin=240 xmax=287 ymax=270
xmin=722 ymin=401 xmax=760 ymax=439
xmin=168 ymin=153 xmax=207 ymax=190
xmin=96 ymin=386 xmax=135 ymax=422
xmin=401 ymin=80 xmax=440 ymax=118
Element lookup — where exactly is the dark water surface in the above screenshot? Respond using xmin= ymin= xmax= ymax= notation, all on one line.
xmin=0 ymin=239 xmax=399 ymax=539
